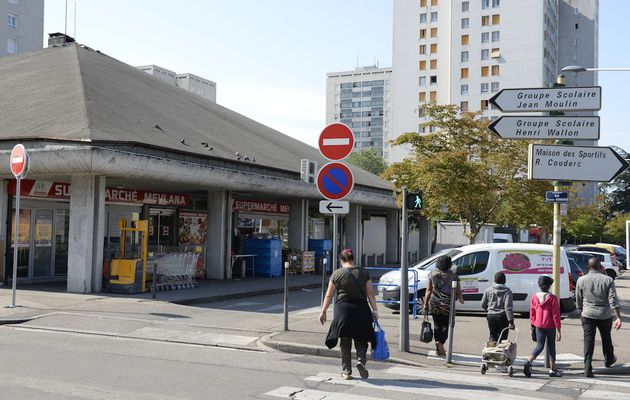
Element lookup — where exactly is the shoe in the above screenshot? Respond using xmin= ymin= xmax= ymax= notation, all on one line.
xmin=585 ymin=370 xmax=594 ymax=378
xmin=341 ymin=372 xmax=352 ymax=380
xmin=523 ymin=361 xmax=532 ymax=378
xmin=605 ymin=356 xmax=617 ymax=368
xmin=549 ymin=369 xmax=563 ymax=377
xmin=356 ymin=362 xmax=369 ymax=379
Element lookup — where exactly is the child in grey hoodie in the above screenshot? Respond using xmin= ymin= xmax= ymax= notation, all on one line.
xmin=481 ymin=272 xmax=515 ymax=343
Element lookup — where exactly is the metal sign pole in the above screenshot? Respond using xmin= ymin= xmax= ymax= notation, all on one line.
xmin=446 ymin=280 xmax=457 ymax=364
xmin=332 ymin=214 xmax=338 ymax=319
xmin=400 ymin=187 xmax=409 ymax=352
xmin=283 ymin=261 xmax=289 ymax=331
xmin=10 ymin=178 xmax=21 ymax=308
xmin=321 ymin=255 xmax=328 ymax=306
xmin=552 ymin=184 xmax=561 ymax=298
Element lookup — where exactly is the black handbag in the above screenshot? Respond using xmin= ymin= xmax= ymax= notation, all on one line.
xmin=420 ymin=313 xmax=434 ymax=343
xmin=530 ymin=325 xmax=537 ymax=342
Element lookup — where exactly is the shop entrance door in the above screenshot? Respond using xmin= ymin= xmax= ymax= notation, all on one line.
xmin=33 ymin=210 xmax=53 ymax=278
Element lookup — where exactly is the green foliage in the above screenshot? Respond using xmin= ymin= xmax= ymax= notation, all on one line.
xmin=604 ymin=213 xmax=630 ymax=245
xmin=603 ymin=147 xmax=630 ymax=214
xmin=347 ymin=147 xmax=388 ymax=176
xmin=384 ymin=102 xmax=551 ymax=243
xmin=564 ymin=204 xmax=605 ymax=244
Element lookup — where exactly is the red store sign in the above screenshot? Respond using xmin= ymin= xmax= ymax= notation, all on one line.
xmin=232 ymin=199 xmax=289 ymax=214
xmin=7 ymin=180 xmax=190 ymax=207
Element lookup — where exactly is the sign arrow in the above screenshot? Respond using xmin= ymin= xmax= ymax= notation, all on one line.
xmin=489 ymin=116 xmax=600 ymax=140
xmin=490 ymin=86 xmax=601 ymax=112
xmin=319 ymin=200 xmax=349 ymax=215
xmin=528 ymin=144 xmax=630 ymax=182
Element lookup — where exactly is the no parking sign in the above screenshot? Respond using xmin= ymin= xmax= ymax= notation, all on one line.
xmin=316 ymin=162 xmax=354 ymax=201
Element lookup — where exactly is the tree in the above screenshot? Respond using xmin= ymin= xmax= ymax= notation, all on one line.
xmin=604 ymin=212 xmax=630 ymax=245
xmin=383 ymin=103 xmax=551 ymax=243
xmin=347 ymin=147 xmax=388 ymax=176
xmin=564 ymin=204 xmax=605 ymax=244
xmin=603 ymin=147 xmax=630 ymax=214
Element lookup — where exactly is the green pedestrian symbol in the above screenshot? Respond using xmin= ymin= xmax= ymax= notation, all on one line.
xmin=414 ymin=196 xmax=421 ymax=209
xmin=406 ymin=192 xmax=423 ymax=211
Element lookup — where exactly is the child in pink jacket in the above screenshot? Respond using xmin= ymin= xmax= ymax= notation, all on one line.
xmin=524 ymin=275 xmax=562 ymax=378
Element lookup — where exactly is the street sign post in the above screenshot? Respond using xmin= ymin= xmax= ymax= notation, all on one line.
xmin=528 ymin=144 xmax=630 ymax=182
xmin=9 ymin=144 xmax=29 ymax=308
xmin=318 ymin=123 xmax=355 ymax=161
xmin=545 ymin=191 xmax=569 ymax=203
xmin=489 ymin=116 xmax=600 ymax=140
xmin=316 ymin=162 xmax=354 ymax=200
xmin=489 ymin=86 xmax=601 ymax=112
xmin=318 ymin=200 xmax=349 ymax=215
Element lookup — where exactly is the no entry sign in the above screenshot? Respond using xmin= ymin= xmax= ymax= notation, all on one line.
xmin=317 ymin=162 xmax=354 ymax=200
xmin=10 ymin=144 xmax=29 ymax=178
xmin=318 ymin=123 xmax=354 ymax=161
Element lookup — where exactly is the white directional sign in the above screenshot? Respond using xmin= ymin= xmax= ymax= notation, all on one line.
xmin=528 ymin=144 xmax=630 ymax=182
xmin=319 ymin=200 xmax=349 ymax=215
xmin=490 ymin=86 xmax=601 ymax=112
xmin=489 ymin=116 xmax=600 ymax=140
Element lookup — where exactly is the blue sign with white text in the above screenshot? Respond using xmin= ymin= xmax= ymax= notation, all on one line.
xmin=545 ymin=191 xmax=569 ymax=203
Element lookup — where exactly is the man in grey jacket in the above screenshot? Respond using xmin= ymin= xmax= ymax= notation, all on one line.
xmin=481 ymin=272 xmax=515 ymax=343
xmin=576 ymin=257 xmax=622 ymax=377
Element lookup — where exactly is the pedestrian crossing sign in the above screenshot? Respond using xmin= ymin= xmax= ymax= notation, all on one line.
xmin=406 ymin=192 xmax=423 ymax=211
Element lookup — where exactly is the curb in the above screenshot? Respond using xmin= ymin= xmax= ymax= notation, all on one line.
xmin=171 ymin=283 xmax=323 ymax=305
xmin=0 ymin=318 xmax=34 ymax=325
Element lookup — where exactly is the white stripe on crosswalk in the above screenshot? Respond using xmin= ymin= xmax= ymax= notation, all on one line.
xmin=426 ymin=350 xmax=583 ymax=366
xmin=304 ymin=373 xmax=541 ymax=400
xmin=570 ymin=377 xmax=630 ymax=389
xmin=580 ymin=390 xmax=625 ymax=399
xmin=264 ymin=386 xmax=385 ymax=400
xmin=385 ymin=366 xmax=546 ymax=391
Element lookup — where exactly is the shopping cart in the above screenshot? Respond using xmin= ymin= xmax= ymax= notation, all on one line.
xmin=480 ymin=327 xmax=519 ymax=377
xmin=153 ymin=253 xmax=199 ymax=291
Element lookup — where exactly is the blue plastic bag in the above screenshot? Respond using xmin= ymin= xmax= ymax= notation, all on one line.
xmin=372 ymin=320 xmax=390 ymax=360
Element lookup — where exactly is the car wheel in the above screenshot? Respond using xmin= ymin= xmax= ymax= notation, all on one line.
xmin=606 ymin=269 xmax=617 ymax=279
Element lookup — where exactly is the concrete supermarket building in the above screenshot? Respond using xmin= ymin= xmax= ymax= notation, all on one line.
xmin=0 ymin=37 xmax=407 ymax=293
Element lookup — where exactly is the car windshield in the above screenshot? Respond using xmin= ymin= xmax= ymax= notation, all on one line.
xmin=412 ymin=249 xmax=462 ymax=270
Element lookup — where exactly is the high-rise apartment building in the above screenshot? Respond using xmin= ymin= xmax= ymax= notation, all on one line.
xmin=136 ymin=64 xmax=217 ymax=102
xmin=390 ymin=0 xmax=598 ymax=163
xmin=326 ymin=65 xmax=392 ymax=157
xmin=0 ymin=0 xmax=44 ymax=57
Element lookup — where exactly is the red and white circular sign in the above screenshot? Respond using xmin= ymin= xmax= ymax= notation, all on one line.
xmin=318 ymin=123 xmax=355 ymax=161
xmin=10 ymin=144 xmax=29 ymax=179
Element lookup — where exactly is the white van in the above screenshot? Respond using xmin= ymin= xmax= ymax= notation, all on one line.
xmin=378 ymin=243 xmax=575 ymax=314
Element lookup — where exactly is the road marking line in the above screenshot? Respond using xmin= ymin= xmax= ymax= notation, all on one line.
xmin=264 ymin=386 xmax=385 ymax=400
xmin=569 ymin=378 xmax=630 ymax=389
xmin=385 ymin=366 xmax=545 ymax=391
xmin=580 ymin=390 xmax=625 ymax=399
xmin=304 ymin=373 xmax=541 ymax=400
xmin=323 ymin=138 xmax=350 ymax=146
xmin=426 ymin=350 xmax=583 ymax=365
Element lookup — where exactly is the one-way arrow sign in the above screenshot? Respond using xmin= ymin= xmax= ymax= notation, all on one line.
xmin=489 ymin=116 xmax=600 ymax=140
xmin=490 ymin=86 xmax=601 ymax=112
xmin=319 ymin=200 xmax=349 ymax=215
xmin=528 ymin=144 xmax=630 ymax=182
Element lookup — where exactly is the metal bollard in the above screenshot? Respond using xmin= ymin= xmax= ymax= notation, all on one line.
xmin=321 ymin=257 xmax=327 ymax=306
xmin=446 ymin=280 xmax=457 ymax=364
xmin=152 ymin=261 xmax=157 ymax=299
xmin=284 ymin=261 xmax=289 ymax=331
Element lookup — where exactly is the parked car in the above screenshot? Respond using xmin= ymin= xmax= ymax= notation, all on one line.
xmin=567 ymin=251 xmax=594 ymax=274
xmin=595 ymin=243 xmax=627 ymax=268
xmin=577 ymin=244 xmax=624 ymax=269
xmin=379 ymin=243 xmax=575 ymax=314
xmin=571 ymin=250 xmax=620 ymax=279
xmin=493 ymin=233 xmax=514 ymax=243
xmin=568 ymin=258 xmax=584 ymax=288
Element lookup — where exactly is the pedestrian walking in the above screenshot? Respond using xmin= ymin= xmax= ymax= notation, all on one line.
xmin=319 ymin=248 xmax=378 ymax=380
xmin=481 ymin=272 xmax=515 ymax=343
xmin=524 ymin=275 xmax=562 ymax=378
xmin=423 ymin=255 xmax=464 ymax=356
xmin=576 ymin=257 xmax=622 ymax=377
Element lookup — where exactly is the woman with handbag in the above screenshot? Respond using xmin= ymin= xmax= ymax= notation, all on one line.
xmin=423 ymin=255 xmax=464 ymax=356
xmin=319 ymin=249 xmax=378 ymax=380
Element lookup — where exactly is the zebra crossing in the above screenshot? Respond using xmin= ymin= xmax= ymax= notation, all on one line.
xmin=264 ymin=365 xmax=630 ymax=400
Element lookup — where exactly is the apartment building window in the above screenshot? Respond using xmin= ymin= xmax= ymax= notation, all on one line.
xmin=492 ymin=0 xmax=500 ymax=7
xmin=481 ymin=49 xmax=489 ymax=60
xmin=431 ymin=27 xmax=438 ymax=38
xmin=462 ymin=1 xmax=469 ymax=12
xmin=461 ymin=35 xmax=469 ymax=45
xmin=420 ymin=13 xmax=427 ymax=23
xmin=491 ymin=82 xmax=500 ymax=92
xmin=430 ymin=91 xmax=437 ymax=101
xmin=460 ymin=101 xmax=469 ymax=112
xmin=481 ymin=100 xmax=490 ymax=110
xmin=420 ymin=29 xmax=427 ymax=39
xmin=420 ymin=0 xmax=427 ymax=6
xmin=431 ymin=11 xmax=438 ymax=22
xmin=461 ymin=51 xmax=469 ymax=62
xmin=419 ymin=60 xmax=427 ymax=70
xmin=431 ymin=0 xmax=438 ymax=5
xmin=419 ymin=45 xmax=427 ymax=54
xmin=430 ymin=75 xmax=438 ymax=84
xmin=430 ymin=59 xmax=438 ymax=69
xmin=461 ymin=84 xmax=469 ymax=95
xmin=481 ymin=66 xmax=490 ymax=77
xmin=492 ymin=14 xmax=501 ymax=24
xmin=491 ymin=48 xmax=501 ymax=58
xmin=461 ymin=18 xmax=469 ymax=29
xmin=419 ymin=76 xmax=427 ymax=86
xmin=492 ymin=31 xmax=500 ymax=41
xmin=482 ymin=0 xmax=489 ymax=9
xmin=430 ymin=43 xmax=438 ymax=53
xmin=461 ymin=68 xmax=469 ymax=79
xmin=492 ymin=65 xmax=500 ymax=76
xmin=482 ymin=15 xmax=490 ymax=26
xmin=7 ymin=13 xmax=17 ymax=28
xmin=481 ymin=32 xmax=489 ymax=43
xmin=419 ymin=92 xmax=427 ymax=102
xmin=7 ymin=37 xmax=17 ymax=54
xmin=481 ymin=83 xmax=489 ymax=93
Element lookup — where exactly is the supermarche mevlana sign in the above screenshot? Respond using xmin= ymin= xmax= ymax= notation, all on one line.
xmin=7 ymin=180 xmax=190 ymax=207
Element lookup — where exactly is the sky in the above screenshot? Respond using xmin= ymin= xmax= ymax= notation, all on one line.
xmin=43 ymin=0 xmax=628 ymax=151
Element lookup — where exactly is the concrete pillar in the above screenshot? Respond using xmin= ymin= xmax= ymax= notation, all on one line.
xmin=288 ymin=199 xmax=308 ymax=251
xmin=345 ymin=204 xmax=362 ymax=266
xmin=386 ymin=209 xmax=399 ymax=264
xmin=68 ymin=175 xmax=106 ymax=293
xmin=206 ymin=190 xmax=232 ymax=280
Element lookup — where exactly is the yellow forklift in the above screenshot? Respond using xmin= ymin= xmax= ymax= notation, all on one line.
xmin=108 ymin=219 xmax=148 ymax=294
